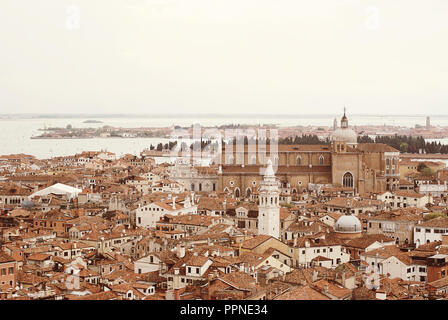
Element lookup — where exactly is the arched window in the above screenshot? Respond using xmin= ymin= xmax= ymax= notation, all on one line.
xmin=319 ymin=155 xmax=324 ymax=165
xmin=250 ymin=156 xmax=256 ymax=165
xmin=235 ymin=188 xmax=240 ymax=198
xmin=343 ymin=172 xmax=354 ymax=188
xmin=227 ymin=155 xmax=234 ymax=165
xmin=274 ymin=157 xmax=279 ymax=166
xmin=246 ymin=188 xmax=251 ymax=197
xmin=297 ymin=156 xmax=301 ymax=166
xmin=198 ymin=183 xmax=202 ymax=191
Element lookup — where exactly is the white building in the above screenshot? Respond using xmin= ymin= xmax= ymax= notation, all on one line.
xmin=418 ymin=181 xmax=448 ymax=197
xmin=291 ymin=237 xmax=350 ymax=268
xmin=377 ymin=191 xmax=431 ymax=209
xmin=414 ymin=217 xmax=448 ymax=247
xmin=258 ymin=159 xmax=280 ymax=239
xmin=380 ymin=255 xmax=427 ymax=282
xmin=135 ymin=196 xmax=198 ymax=229
xmin=29 ymin=183 xmax=82 ymax=200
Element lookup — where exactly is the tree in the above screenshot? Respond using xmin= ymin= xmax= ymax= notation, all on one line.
xmin=417 ymin=162 xmax=428 ymax=172
xmin=424 ymin=212 xmax=447 ymax=221
xmin=400 ymin=142 xmax=409 ymax=153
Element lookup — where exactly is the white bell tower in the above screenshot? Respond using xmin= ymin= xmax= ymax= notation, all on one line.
xmin=258 ymin=159 xmax=280 ymax=239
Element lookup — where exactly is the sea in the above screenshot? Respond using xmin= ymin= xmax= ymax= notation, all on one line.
xmin=1 ymin=114 xmax=448 ymax=160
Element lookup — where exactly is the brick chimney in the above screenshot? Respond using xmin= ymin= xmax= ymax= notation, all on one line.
xmin=172 ymin=197 xmax=176 ymax=209
xmin=442 ymin=235 xmax=448 ymax=247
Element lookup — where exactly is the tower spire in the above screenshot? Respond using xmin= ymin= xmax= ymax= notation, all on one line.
xmin=341 ymin=107 xmax=348 ymax=128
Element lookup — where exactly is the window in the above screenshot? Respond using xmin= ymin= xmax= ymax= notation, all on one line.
xmin=319 ymin=155 xmax=324 ymax=165
xmin=297 ymin=157 xmax=301 ymax=166
xmin=342 ymin=172 xmax=354 ymax=188
xmin=235 ymin=188 xmax=240 ymax=198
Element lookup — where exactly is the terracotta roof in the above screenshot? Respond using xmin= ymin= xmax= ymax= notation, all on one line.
xmin=344 ymin=234 xmax=395 ymax=249
xmin=312 ymin=279 xmax=351 ymax=299
xmin=275 ymin=285 xmax=330 ymax=300
xmin=240 ymin=235 xmax=273 ymax=250
xmin=417 ymin=217 xmax=448 ymax=228
xmin=0 ymin=251 xmax=15 ymax=264
xmin=68 ymin=291 xmax=119 ymax=300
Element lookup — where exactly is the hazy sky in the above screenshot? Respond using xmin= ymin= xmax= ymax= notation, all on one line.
xmin=1 ymin=0 xmax=447 ymax=115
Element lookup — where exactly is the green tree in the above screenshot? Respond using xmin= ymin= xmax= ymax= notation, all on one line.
xmin=400 ymin=142 xmax=409 ymax=153
xmin=424 ymin=212 xmax=447 ymax=221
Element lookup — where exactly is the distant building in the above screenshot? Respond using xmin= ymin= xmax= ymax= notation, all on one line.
xmin=219 ymin=111 xmax=401 ymax=196
xmin=426 ymin=116 xmax=431 ymax=129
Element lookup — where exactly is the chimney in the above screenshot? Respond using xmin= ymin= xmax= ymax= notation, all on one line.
xmin=312 ymin=270 xmax=318 ymax=282
xmin=177 ymin=245 xmax=185 ymax=258
xmin=323 ymin=284 xmax=328 ymax=293
xmin=442 ymin=235 xmax=448 ymax=247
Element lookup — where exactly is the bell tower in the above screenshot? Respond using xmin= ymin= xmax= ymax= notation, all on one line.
xmin=258 ymin=159 xmax=280 ymax=239
xmin=341 ymin=107 xmax=348 ymax=128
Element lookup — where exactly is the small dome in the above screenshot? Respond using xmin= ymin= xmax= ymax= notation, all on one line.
xmin=331 ymin=128 xmax=357 ymax=145
xmin=335 ymin=215 xmax=361 ymax=233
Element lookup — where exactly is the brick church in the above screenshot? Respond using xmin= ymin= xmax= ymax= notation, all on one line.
xmin=218 ymin=111 xmax=400 ymax=197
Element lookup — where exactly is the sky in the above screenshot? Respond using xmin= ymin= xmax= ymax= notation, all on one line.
xmin=0 ymin=0 xmax=447 ymax=115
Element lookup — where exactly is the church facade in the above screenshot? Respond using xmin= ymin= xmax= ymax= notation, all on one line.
xmin=218 ymin=112 xmax=400 ymax=197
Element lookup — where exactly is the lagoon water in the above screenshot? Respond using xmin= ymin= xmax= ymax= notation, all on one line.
xmin=1 ymin=114 xmax=447 ymax=159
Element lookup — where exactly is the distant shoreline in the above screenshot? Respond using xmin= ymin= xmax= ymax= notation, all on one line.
xmin=1 ymin=113 xmax=446 ymax=119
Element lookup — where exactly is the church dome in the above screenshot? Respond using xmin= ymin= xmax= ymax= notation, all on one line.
xmin=334 ymin=215 xmax=361 ymax=234
xmin=331 ymin=109 xmax=357 ymax=145
xmin=331 ymin=127 xmax=358 ymax=145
